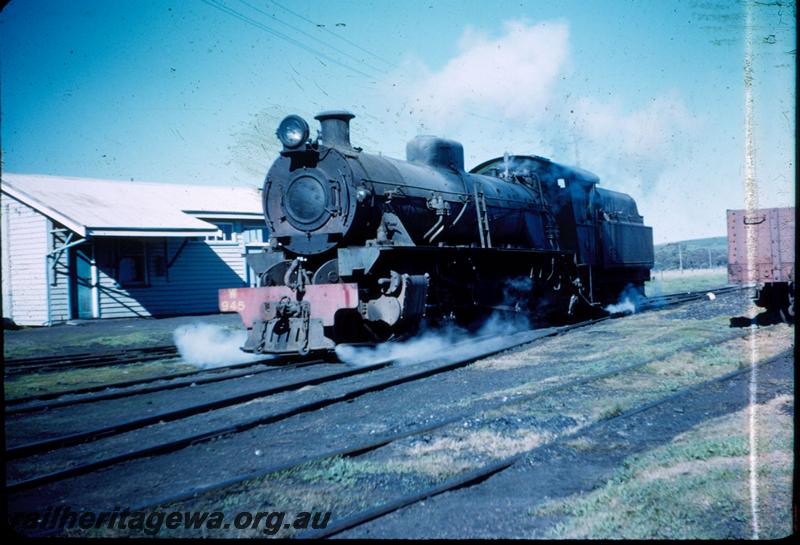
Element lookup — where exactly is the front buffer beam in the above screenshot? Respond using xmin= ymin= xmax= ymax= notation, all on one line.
xmin=219 ymin=284 xmax=359 ymax=355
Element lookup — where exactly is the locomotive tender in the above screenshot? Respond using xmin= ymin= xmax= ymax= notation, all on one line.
xmin=219 ymin=111 xmax=654 ymax=355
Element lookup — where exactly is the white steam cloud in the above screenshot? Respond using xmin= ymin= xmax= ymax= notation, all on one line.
xmin=604 ymin=298 xmax=636 ymax=315
xmin=335 ymin=328 xmax=461 ymax=368
xmin=573 ymin=95 xmax=696 ymax=159
xmin=570 ymin=94 xmax=699 ymax=193
xmin=373 ymin=18 xmax=699 ymax=207
xmin=336 ymin=311 xmax=531 ymax=368
xmin=173 ymin=322 xmax=263 ymax=368
xmin=603 ymin=284 xmax=646 ymax=315
xmin=335 ymin=275 xmax=534 ymax=368
xmin=410 ymin=20 xmax=570 ymax=125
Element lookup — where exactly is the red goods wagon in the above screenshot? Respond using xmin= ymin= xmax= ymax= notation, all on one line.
xmin=726 ymin=207 xmax=794 ymax=322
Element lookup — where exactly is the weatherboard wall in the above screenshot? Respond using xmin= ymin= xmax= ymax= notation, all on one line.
xmin=94 ymin=239 xmax=245 ymax=318
xmin=92 ymin=223 xmax=263 ymax=319
xmin=1 ymin=194 xmax=50 ymax=326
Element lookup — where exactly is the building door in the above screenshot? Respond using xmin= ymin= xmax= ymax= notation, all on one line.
xmin=70 ymin=245 xmax=94 ymax=319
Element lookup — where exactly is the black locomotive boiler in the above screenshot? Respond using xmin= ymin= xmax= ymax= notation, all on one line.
xmin=219 ymin=110 xmax=654 ymax=355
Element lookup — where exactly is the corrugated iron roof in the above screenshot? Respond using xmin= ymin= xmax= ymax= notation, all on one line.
xmin=1 ymin=173 xmax=263 ymax=238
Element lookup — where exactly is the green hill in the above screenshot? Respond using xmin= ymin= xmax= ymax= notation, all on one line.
xmin=653 ymin=236 xmax=727 ymax=271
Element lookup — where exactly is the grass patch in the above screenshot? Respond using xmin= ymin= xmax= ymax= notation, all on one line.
xmin=122 ymin=456 xmax=411 ymax=538
xmin=646 ymin=267 xmax=729 ymax=296
xmin=4 ymin=330 xmax=172 ymax=359
xmin=599 ymin=402 xmax=624 ymax=419
xmin=88 ymin=332 xmax=163 ymax=348
xmin=3 ymin=358 xmax=193 ymax=400
xmin=470 ymin=317 xmax=742 ymax=405
xmin=532 ymin=390 xmax=793 ymax=539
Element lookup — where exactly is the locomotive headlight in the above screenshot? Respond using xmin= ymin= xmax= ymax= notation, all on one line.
xmin=276 ymin=115 xmax=309 ymax=149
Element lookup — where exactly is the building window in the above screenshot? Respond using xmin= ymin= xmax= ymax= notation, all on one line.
xmin=206 ymin=223 xmax=234 ymax=242
xmin=241 ymin=223 xmax=270 ymax=244
xmin=117 ymin=239 xmax=147 ymax=286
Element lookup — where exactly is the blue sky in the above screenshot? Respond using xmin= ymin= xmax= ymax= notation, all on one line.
xmin=1 ymin=0 xmax=795 ymax=242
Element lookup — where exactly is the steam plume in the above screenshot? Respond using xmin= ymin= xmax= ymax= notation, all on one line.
xmin=173 ymin=322 xmax=263 ymax=368
xmin=337 ymin=282 xmax=532 ymax=367
xmin=603 ymin=284 xmax=646 ymax=314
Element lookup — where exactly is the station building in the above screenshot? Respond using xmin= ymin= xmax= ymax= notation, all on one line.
xmin=1 ymin=173 xmax=267 ymax=326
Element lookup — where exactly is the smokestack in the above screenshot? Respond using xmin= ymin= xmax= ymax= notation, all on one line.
xmin=315 ymin=110 xmax=355 ymax=149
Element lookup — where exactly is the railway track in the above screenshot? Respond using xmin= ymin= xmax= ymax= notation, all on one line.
xmin=639 ymin=285 xmax=740 ymax=310
xmin=6 ymin=354 xmax=387 ymax=459
xmin=122 ymin=326 xmax=756 ymax=517
xmin=15 ymin=323 xmax=778 ymax=538
xmin=5 ymin=326 xmax=565 ymax=492
xmin=3 ymin=345 xmax=179 ymax=375
xmin=6 ymin=286 xmax=748 ymax=514
xmin=298 ymin=350 xmax=789 ymax=539
xmin=4 ymin=355 xmax=325 ymax=415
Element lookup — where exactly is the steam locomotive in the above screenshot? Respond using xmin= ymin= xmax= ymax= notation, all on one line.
xmin=219 ymin=111 xmax=654 ymax=355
